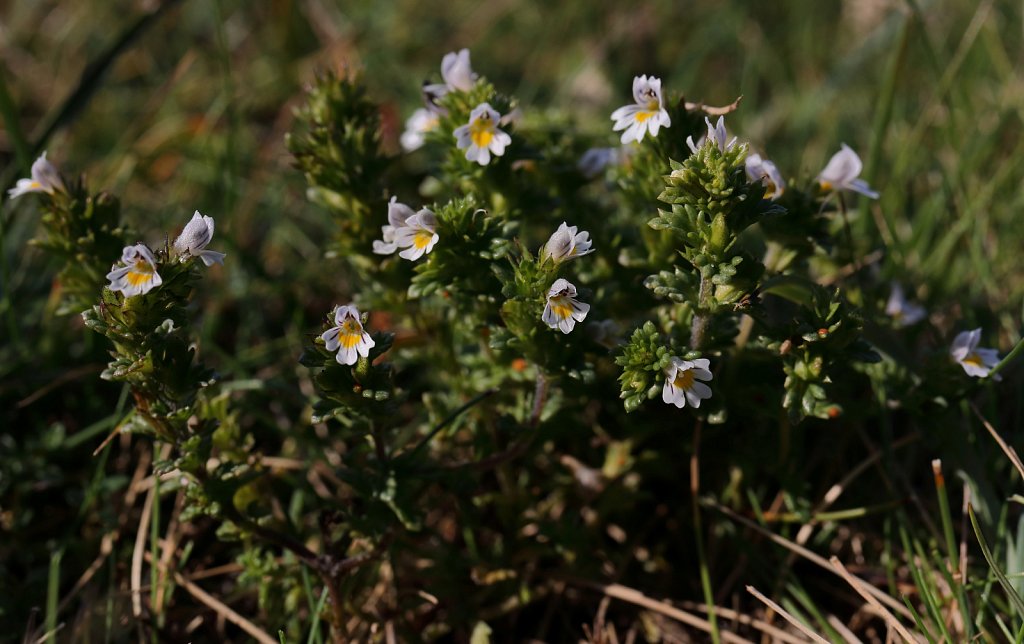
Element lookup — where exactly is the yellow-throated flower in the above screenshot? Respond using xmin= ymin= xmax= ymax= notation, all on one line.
xmin=950 ymin=328 xmax=1001 ymax=380
xmin=543 ymin=222 xmax=594 ymax=263
xmin=745 ymin=153 xmax=786 ymax=199
xmin=173 ymin=211 xmax=225 ymax=266
xmin=8 ymin=151 xmax=64 ymax=199
xmin=885 ymin=283 xmax=926 ymax=327
xmin=454 ymin=103 xmax=512 ymax=166
xmin=687 ymin=116 xmax=736 ymax=154
xmin=817 ymin=144 xmax=879 ymax=199
xmin=321 ymin=304 xmax=376 ymax=366
xmin=393 ymin=208 xmax=439 ymax=261
xmin=106 ymin=244 xmax=162 ymax=298
xmin=542 ymin=278 xmax=590 ymax=334
xmin=611 ymin=75 xmax=671 ymax=144
xmin=401 ymin=108 xmax=440 ymax=152
xmin=662 ymin=357 xmax=713 ymax=408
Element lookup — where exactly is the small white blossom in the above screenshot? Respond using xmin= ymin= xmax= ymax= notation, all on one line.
xmin=454 ymin=103 xmax=512 ymax=166
xmin=818 ymin=144 xmax=879 ymax=199
xmin=745 ymin=152 xmax=786 ymax=200
xmin=662 ymin=357 xmax=713 ymax=408
xmin=421 ymin=49 xmax=478 ymax=107
xmin=885 ymin=283 xmax=926 ymax=327
xmin=542 ymin=278 xmax=590 ymax=334
xmin=373 ymin=197 xmax=415 ymax=255
xmin=394 ymin=208 xmax=439 ymax=261
xmin=8 ymin=151 xmax=64 ymax=199
xmin=950 ymin=328 xmax=1001 ymax=380
xmin=578 ymin=147 xmax=618 ymax=179
xmin=687 ymin=116 xmax=737 ymax=154
xmin=611 ymin=75 xmax=671 ymax=144
xmin=321 ymin=304 xmax=376 ymax=366
xmin=173 ymin=211 xmax=225 ymax=266
xmin=441 ymin=49 xmax=477 ymax=92
xmin=543 ymin=222 xmax=594 ymax=263
xmin=106 ymin=244 xmax=162 ymax=298
xmin=400 ymin=108 xmax=440 ymax=152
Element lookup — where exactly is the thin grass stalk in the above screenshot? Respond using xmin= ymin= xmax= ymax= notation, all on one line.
xmin=45 ymin=547 xmax=63 ymax=644
xmin=690 ymin=421 xmax=719 ymax=644
xmin=931 ymin=460 xmax=973 ymax=637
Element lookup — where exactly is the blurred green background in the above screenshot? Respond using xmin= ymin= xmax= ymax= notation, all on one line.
xmin=2 ymin=0 xmax=1022 ymax=640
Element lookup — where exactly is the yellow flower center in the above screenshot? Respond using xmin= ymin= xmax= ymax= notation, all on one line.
xmin=764 ymin=181 xmax=778 ymax=198
xmin=126 ymin=260 xmax=154 ymax=286
xmin=963 ymin=353 xmax=984 ymax=368
xmin=549 ymin=295 xmax=573 ymax=320
xmin=340 ymin=318 xmax=363 ymax=348
xmin=672 ymin=369 xmax=695 ymax=390
xmin=470 ymin=117 xmax=494 ymax=148
xmin=819 ymin=180 xmax=833 ymax=192
xmin=413 ymin=229 xmax=434 ymax=249
xmin=634 ymin=111 xmax=654 ymax=123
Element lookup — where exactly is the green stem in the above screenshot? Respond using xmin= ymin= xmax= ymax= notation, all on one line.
xmin=989 ymin=334 xmax=1024 ymax=379
xmin=690 ymin=272 xmax=712 ymax=350
xmin=45 ymin=546 xmax=64 ymax=644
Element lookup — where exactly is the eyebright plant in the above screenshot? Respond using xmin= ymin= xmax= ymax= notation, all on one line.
xmin=14 ymin=46 xmax=1014 ymax=642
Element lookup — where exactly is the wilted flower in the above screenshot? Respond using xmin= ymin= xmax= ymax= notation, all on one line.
xmin=106 ymin=244 xmax=162 ymax=298
xmin=543 ymin=222 xmax=594 ymax=263
xmin=542 ymin=278 xmax=590 ymax=334
xmin=321 ymin=304 xmax=376 ymax=366
xmin=745 ymin=152 xmax=785 ymax=199
xmin=394 ymin=209 xmax=439 ymax=260
xmin=611 ymin=75 xmax=671 ymax=144
xmin=454 ymin=103 xmax=512 ymax=166
xmin=950 ymin=328 xmax=1001 ymax=379
xmin=687 ymin=116 xmax=736 ymax=154
xmin=662 ymin=357 xmax=713 ymax=408
xmin=8 ymin=151 xmax=64 ymax=199
xmin=173 ymin=211 xmax=225 ymax=266
xmin=818 ymin=144 xmax=879 ymax=199
xmin=885 ymin=283 xmax=926 ymax=327
xmin=578 ymin=147 xmax=618 ymax=179
xmin=400 ymin=108 xmax=440 ymax=152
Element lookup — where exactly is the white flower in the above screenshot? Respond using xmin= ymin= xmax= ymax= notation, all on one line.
xmin=400 ymin=108 xmax=440 ymax=152
xmin=745 ymin=152 xmax=786 ymax=199
xmin=373 ymin=197 xmax=416 ymax=255
xmin=321 ymin=304 xmax=376 ymax=366
xmin=610 ymin=75 xmax=671 ymax=144
xmin=662 ymin=357 xmax=713 ymax=408
xmin=441 ymin=49 xmax=477 ymax=92
xmin=578 ymin=147 xmax=618 ymax=179
xmin=885 ymin=283 xmax=926 ymax=327
xmin=393 ymin=208 xmax=439 ymax=260
xmin=420 ymin=49 xmax=478 ymax=108
xmin=106 ymin=244 xmax=162 ymax=298
xmin=173 ymin=210 xmax=225 ymax=266
xmin=543 ymin=222 xmax=594 ymax=263
xmin=542 ymin=278 xmax=590 ymax=334
xmin=454 ymin=103 xmax=512 ymax=166
xmin=687 ymin=116 xmax=737 ymax=154
xmin=8 ymin=151 xmax=64 ymax=199
xmin=950 ymin=328 xmax=1001 ymax=380
xmin=817 ymin=144 xmax=879 ymax=199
